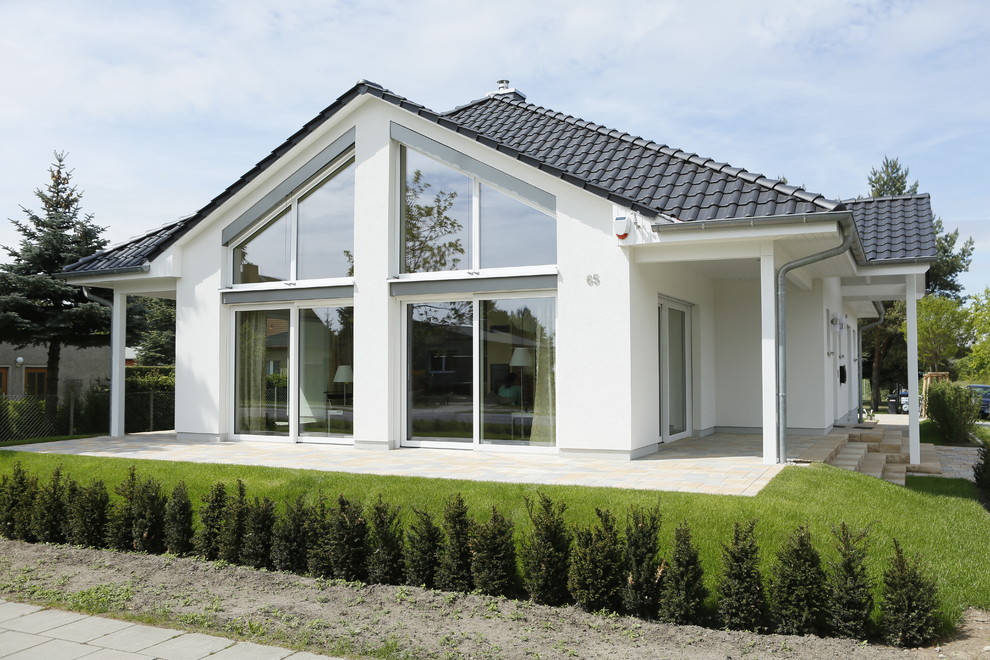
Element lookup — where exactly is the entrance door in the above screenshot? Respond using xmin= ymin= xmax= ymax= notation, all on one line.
xmin=659 ymin=299 xmax=692 ymax=442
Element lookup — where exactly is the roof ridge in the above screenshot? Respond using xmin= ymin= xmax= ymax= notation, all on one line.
xmin=453 ymin=95 xmax=842 ymax=212
xmin=842 ymin=192 xmax=931 ymax=203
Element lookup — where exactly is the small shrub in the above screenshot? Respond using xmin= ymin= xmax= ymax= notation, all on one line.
xmin=404 ymin=507 xmax=442 ymax=589
xmin=471 ymin=506 xmax=517 ymax=597
xmin=436 ymin=493 xmax=473 ymax=593
xmin=326 ymin=494 xmax=367 ymax=582
xmin=30 ymin=467 xmax=69 ymax=544
xmin=770 ymin=525 xmax=827 ymax=636
xmin=623 ymin=503 xmax=663 ymax=619
xmin=194 ymin=482 xmax=228 ymax=560
xmin=307 ymin=496 xmax=334 ymax=578
xmin=105 ymin=467 xmax=139 ymax=551
xmin=973 ymin=437 xmax=990 ymax=495
xmin=66 ymin=480 xmax=109 ymax=548
xmin=366 ymin=496 xmax=404 ymax=585
xmin=272 ymin=496 xmax=312 ymax=574
xmin=218 ymin=480 xmax=248 ymax=564
xmin=567 ymin=507 xmax=625 ymax=613
xmin=926 ymin=381 xmax=979 ymax=444
xmin=717 ymin=520 xmax=767 ymax=632
xmin=880 ymin=539 xmax=940 ymax=647
xmin=131 ymin=476 xmax=167 ymax=554
xmin=827 ymin=523 xmax=873 ymax=639
xmin=0 ymin=461 xmax=39 ymax=541
xmin=164 ymin=482 xmax=194 ymax=556
xmin=657 ymin=522 xmax=708 ymax=625
xmin=241 ymin=497 xmax=276 ymax=570
xmin=520 ymin=492 xmax=571 ymax=606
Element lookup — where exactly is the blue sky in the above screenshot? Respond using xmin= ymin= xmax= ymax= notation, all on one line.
xmin=1 ymin=0 xmax=987 ymax=297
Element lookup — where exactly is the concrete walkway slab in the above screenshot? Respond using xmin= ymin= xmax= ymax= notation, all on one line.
xmin=140 ymin=631 xmax=234 ymax=658
xmin=4 ymin=637 xmax=95 ymax=659
xmin=88 ymin=622 xmax=183 ymax=652
xmin=2 ymin=609 xmax=88 ymax=634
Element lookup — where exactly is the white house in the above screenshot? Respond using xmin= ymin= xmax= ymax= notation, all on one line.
xmin=61 ymin=80 xmax=936 ymax=466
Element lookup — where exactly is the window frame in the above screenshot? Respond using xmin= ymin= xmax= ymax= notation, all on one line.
xmin=392 ymin=124 xmax=557 ymax=282
xmin=227 ymin=150 xmax=356 ymax=291
xmin=399 ymin=289 xmax=557 ymax=453
xmin=228 ymin=298 xmax=355 ymax=445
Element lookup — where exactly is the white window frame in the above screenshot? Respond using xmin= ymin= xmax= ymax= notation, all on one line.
xmin=659 ymin=295 xmax=693 ymax=444
xmin=228 ymin=298 xmax=354 ymax=445
xmin=399 ymin=290 xmax=558 ymax=453
xmin=227 ymin=153 xmax=356 ymax=292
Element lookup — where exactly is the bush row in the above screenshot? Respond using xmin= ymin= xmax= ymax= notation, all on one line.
xmin=0 ymin=463 xmax=941 ymax=647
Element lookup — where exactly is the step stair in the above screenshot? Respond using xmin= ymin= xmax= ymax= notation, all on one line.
xmin=858 ymin=453 xmax=888 ymax=479
xmin=811 ymin=423 xmax=944 ymax=486
xmin=830 ymin=442 xmax=868 ymax=472
xmin=882 ymin=463 xmax=907 ymax=486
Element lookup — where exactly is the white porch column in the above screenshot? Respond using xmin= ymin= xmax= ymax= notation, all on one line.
xmin=760 ymin=243 xmax=779 ymax=464
xmin=905 ymin=273 xmax=921 ymax=464
xmin=110 ymin=291 xmax=126 ymax=437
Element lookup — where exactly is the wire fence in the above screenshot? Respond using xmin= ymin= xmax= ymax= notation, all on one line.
xmin=0 ymin=390 xmax=175 ymax=442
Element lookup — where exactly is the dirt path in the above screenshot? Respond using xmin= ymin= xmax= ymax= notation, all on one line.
xmin=0 ymin=538 xmax=985 ymax=659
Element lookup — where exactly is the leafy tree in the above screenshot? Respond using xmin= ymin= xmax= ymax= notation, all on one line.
xmin=134 ymin=297 xmax=175 ymax=365
xmin=906 ymin=295 xmax=971 ymax=373
xmin=959 ymin=287 xmax=990 ymax=382
xmin=0 ymin=153 xmax=110 ymax=423
xmin=927 ymin=218 xmax=974 ymax=300
xmin=402 ymin=169 xmax=465 ymax=274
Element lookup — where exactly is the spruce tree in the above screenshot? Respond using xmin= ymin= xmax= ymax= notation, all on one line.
xmin=827 ymin=523 xmax=873 ymax=639
xmin=194 ymin=482 xmax=228 ymax=560
xmin=717 ymin=520 xmax=767 ymax=631
xmin=65 ymin=480 xmax=109 ymax=548
xmin=131 ymin=476 xmax=167 ymax=554
xmin=404 ymin=507 xmax=442 ymax=589
xmin=326 ymin=494 xmax=367 ymax=582
xmin=770 ymin=525 xmax=827 ymax=636
xmin=623 ymin=503 xmax=663 ymax=619
xmin=880 ymin=539 xmax=940 ymax=647
xmin=105 ymin=467 xmax=139 ymax=551
xmin=272 ymin=496 xmax=312 ymax=574
xmin=218 ymin=480 xmax=247 ymax=564
xmin=520 ymin=493 xmax=571 ymax=606
xmin=567 ymin=508 xmax=625 ymax=613
xmin=657 ymin=522 xmax=708 ymax=625
xmin=436 ymin=493 xmax=474 ymax=593
xmin=0 ymin=461 xmax=39 ymax=541
xmin=0 ymin=153 xmax=110 ymax=425
xmin=366 ymin=495 xmax=404 ymax=585
xmin=30 ymin=466 xmax=69 ymax=543
xmin=240 ymin=497 xmax=276 ymax=570
xmin=164 ymin=481 xmax=194 ymax=555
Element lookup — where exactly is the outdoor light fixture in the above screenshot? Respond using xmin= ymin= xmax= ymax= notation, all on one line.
xmin=14 ymin=357 xmax=24 ymax=367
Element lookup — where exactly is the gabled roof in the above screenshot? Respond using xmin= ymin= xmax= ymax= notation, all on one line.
xmin=840 ymin=194 xmax=937 ymax=263
xmin=62 ymin=80 xmax=934 ymax=278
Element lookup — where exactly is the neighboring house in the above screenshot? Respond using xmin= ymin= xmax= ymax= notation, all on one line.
xmin=59 ymin=80 xmax=936 ymax=465
xmin=0 ymin=342 xmax=110 ymax=399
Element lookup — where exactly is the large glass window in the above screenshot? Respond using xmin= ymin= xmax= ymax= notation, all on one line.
xmin=400 ymin=146 xmax=555 ymax=273
xmin=299 ymin=306 xmax=353 ymax=440
xmin=407 ymin=301 xmax=474 ymax=443
xmin=481 ymin=298 xmax=556 ymax=446
xmin=233 ymin=157 xmax=354 ymax=285
xmin=235 ymin=309 xmax=291 ymax=436
xmin=405 ymin=296 xmax=556 ymax=447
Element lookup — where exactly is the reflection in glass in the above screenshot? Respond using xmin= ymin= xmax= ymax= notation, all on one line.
xmin=480 ymin=184 xmax=555 ymax=268
xmin=407 ymin=301 xmax=473 ymax=442
xmin=235 ymin=309 xmax=291 ymax=436
xmin=299 ymin=307 xmax=353 ymax=441
xmin=401 ymin=148 xmax=471 ymax=273
xmin=297 ymin=160 xmax=355 ymax=280
xmin=481 ymin=298 xmax=555 ymax=446
xmin=233 ymin=210 xmax=290 ymax=284
xmin=668 ymin=308 xmax=687 ymax=435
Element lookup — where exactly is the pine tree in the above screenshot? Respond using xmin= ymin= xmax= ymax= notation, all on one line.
xmin=0 ymin=153 xmax=110 ymax=425
xmin=827 ymin=523 xmax=873 ymax=639
xmin=770 ymin=525 xmax=827 ymax=636
xmin=520 ymin=493 xmax=571 ymax=606
xmin=716 ymin=520 xmax=767 ymax=631
xmin=623 ymin=503 xmax=663 ymax=619
xmin=436 ymin=493 xmax=474 ymax=593
xmin=880 ymin=539 xmax=940 ymax=647
xmin=657 ymin=522 xmax=708 ymax=625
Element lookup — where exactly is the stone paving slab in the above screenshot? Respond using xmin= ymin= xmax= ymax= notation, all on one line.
xmin=0 ymin=630 xmax=44 ymax=656
xmin=208 ymin=641 xmax=294 ymax=659
xmin=139 ymin=631 xmax=235 ymax=658
xmin=2 ymin=609 xmax=88 ymax=634
xmin=0 ymin=602 xmax=42 ymax=623
xmin=4 ymin=637 xmax=95 ymax=659
xmin=88 ymin=622 xmax=182 ymax=652
xmin=46 ymin=616 xmax=134 ymax=643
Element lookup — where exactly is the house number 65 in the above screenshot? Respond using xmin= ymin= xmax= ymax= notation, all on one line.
xmin=586 ymin=274 xmax=600 ymax=286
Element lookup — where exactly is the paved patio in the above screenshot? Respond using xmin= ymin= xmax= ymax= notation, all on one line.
xmin=4 ymin=431 xmax=822 ymax=497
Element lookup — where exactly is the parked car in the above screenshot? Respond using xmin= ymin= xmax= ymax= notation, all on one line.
xmin=966 ymin=384 xmax=990 ymax=419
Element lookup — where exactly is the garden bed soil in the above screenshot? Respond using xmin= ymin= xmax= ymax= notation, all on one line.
xmin=0 ymin=538 xmax=986 ymax=659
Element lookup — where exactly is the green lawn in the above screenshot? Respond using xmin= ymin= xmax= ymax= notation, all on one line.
xmin=1 ymin=450 xmax=988 ymax=629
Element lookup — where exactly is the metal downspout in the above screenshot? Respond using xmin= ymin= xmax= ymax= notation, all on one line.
xmin=856 ymin=301 xmax=886 ymax=423
xmin=775 ymin=218 xmax=855 ymax=462
xmin=82 ymin=287 xmax=113 ymax=308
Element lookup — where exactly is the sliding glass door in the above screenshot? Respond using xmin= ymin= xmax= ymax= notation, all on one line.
xmin=659 ymin=299 xmax=692 ymax=442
